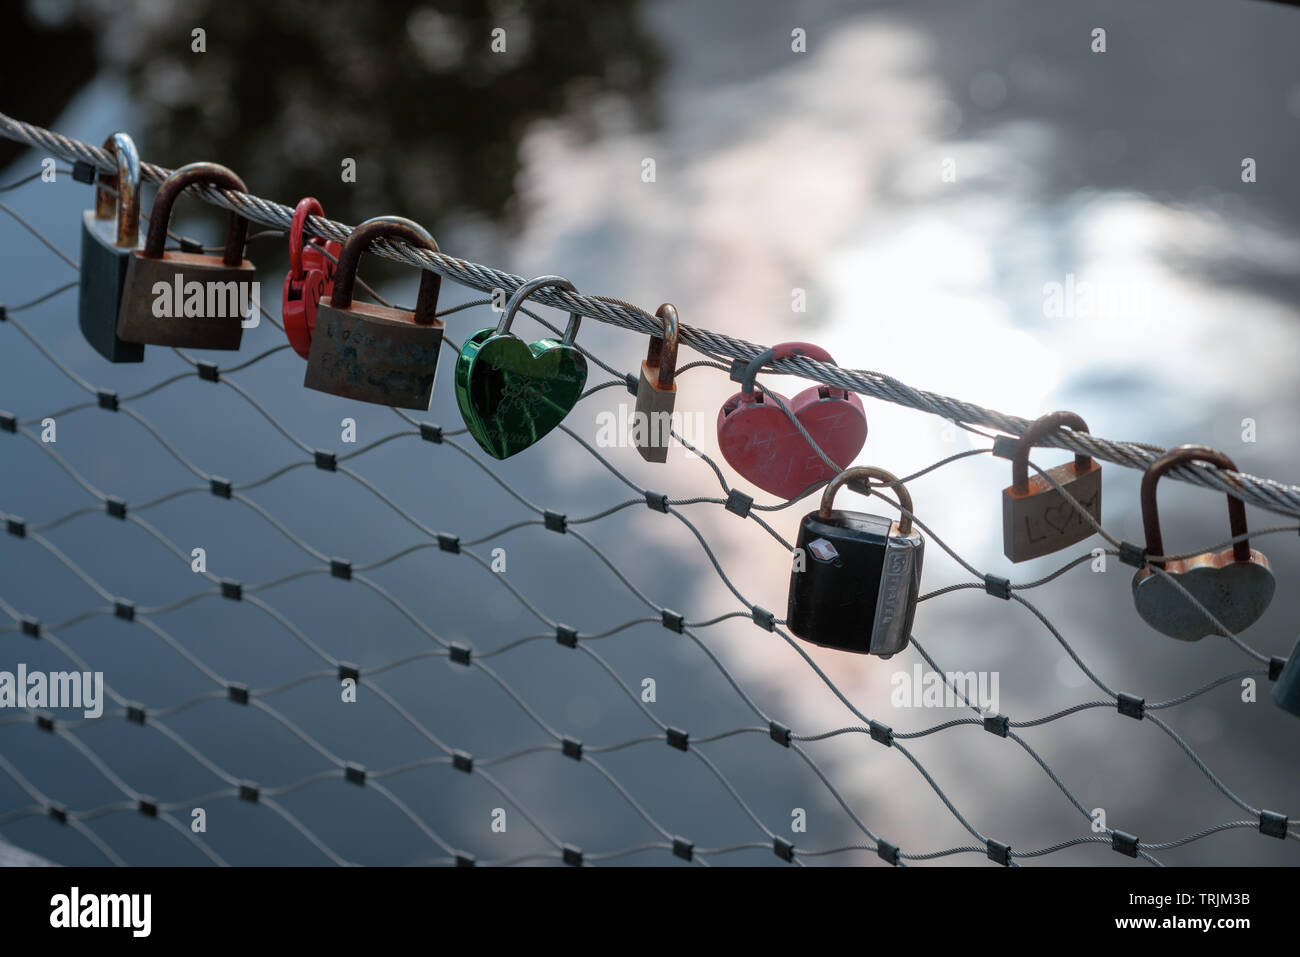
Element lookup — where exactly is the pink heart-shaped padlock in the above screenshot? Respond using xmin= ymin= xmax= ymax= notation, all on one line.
xmin=717 ymin=342 xmax=867 ymax=500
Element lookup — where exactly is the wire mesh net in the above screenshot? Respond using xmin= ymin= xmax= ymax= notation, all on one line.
xmin=1 ymin=125 xmax=1297 ymax=867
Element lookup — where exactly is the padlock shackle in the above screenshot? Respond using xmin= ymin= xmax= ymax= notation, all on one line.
xmin=740 ymin=341 xmax=838 ymax=397
xmin=143 ymin=162 xmax=250 ymax=266
xmin=820 ymin=466 xmax=913 ymax=536
xmin=94 ymin=133 xmax=141 ymax=248
xmin=330 ymin=216 xmax=442 ymax=325
xmin=1140 ymin=444 xmax=1251 ymax=568
xmin=1011 ymin=411 xmax=1093 ymax=493
xmin=498 ymin=275 xmax=582 ymax=344
xmin=645 ymin=302 xmax=679 ymax=389
xmin=288 ymin=197 xmax=326 ymax=280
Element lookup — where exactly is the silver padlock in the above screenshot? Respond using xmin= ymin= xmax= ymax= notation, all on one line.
xmin=1131 ymin=445 xmax=1274 ymax=641
xmin=77 ymin=132 xmax=145 ymax=363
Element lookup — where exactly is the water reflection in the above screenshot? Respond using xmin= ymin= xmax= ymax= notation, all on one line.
xmin=8 ymin=0 xmax=664 ymax=228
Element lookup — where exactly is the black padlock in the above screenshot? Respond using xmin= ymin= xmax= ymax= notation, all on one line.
xmin=77 ymin=132 xmax=145 ymax=363
xmin=786 ymin=466 xmax=924 ymax=657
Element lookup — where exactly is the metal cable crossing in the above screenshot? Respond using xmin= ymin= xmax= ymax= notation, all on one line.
xmin=0 ymin=130 xmax=1295 ymax=867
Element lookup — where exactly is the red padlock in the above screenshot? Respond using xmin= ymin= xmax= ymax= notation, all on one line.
xmin=717 ymin=342 xmax=867 ymax=500
xmin=282 ymin=197 xmax=343 ymax=358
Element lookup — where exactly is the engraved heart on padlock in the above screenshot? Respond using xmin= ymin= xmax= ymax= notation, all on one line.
xmin=455 ymin=329 xmax=588 ymax=459
xmin=1131 ymin=552 xmax=1275 ymax=641
xmin=1042 ymin=489 xmax=1096 ymax=535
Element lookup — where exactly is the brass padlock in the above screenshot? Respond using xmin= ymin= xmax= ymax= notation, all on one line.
xmin=304 ymin=215 xmax=444 ymax=410
xmin=1001 ymin=411 xmax=1102 ymax=562
xmin=1131 ymin=445 xmax=1275 ymax=641
xmin=786 ymin=466 xmax=923 ymax=657
xmin=78 ymin=132 xmax=145 ymax=363
xmin=633 ymin=303 xmax=679 ymax=462
xmin=116 ymin=162 xmax=255 ymax=350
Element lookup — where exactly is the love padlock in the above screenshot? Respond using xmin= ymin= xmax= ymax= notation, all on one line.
xmin=633 ymin=303 xmax=679 ymax=463
xmin=1274 ymin=638 xmax=1300 ymax=719
xmin=1131 ymin=445 xmax=1275 ymax=641
xmin=77 ymin=132 xmax=145 ymax=363
xmin=304 ymin=216 xmax=444 ymax=410
xmin=1000 ymin=411 xmax=1102 ymax=562
xmin=117 ymin=162 xmax=258 ymax=348
xmin=454 ymin=275 xmax=589 ymax=459
xmin=786 ymin=466 xmax=923 ymax=657
xmin=116 ymin=162 xmax=256 ymax=349
xmin=717 ymin=342 xmax=867 ymax=500
xmin=282 ymin=197 xmax=342 ymax=359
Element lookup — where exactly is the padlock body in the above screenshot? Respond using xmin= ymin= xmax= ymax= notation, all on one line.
xmin=633 ymin=362 xmax=676 ymax=463
xmin=78 ymin=211 xmax=145 ymax=363
xmin=718 ymin=388 xmax=867 ymax=499
xmin=1273 ymin=641 xmax=1300 ymax=718
xmin=1131 ymin=549 xmax=1274 ymax=641
xmin=305 ymin=298 xmax=444 ymax=410
xmin=1001 ymin=460 xmax=1101 ymax=562
xmin=117 ymin=251 xmax=254 ymax=350
xmin=787 ymin=509 xmax=923 ymax=656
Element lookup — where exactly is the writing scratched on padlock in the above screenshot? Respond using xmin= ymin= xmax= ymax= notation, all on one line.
xmin=1022 ymin=489 xmax=1099 ymax=542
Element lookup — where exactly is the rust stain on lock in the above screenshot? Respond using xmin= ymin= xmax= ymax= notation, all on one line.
xmin=305 ymin=301 xmax=444 ymax=409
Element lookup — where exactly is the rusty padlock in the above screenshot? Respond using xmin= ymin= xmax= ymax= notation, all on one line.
xmin=304 ymin=215 xmax=444 ymax=410
xmin=1131 ymin=445 xmax=1275 ymax=641
xmin=116 ymin=162 xmax=255 ymax=349
xmin=77 ymin=132 xmax=145 ymax=363
xmin=786 ymin=466 xmax=923 ymax=657
xmin=633 ymin=303 xmax=679 ymax=463
xmin=1000 ymin=411 xmax=1102 ymax=562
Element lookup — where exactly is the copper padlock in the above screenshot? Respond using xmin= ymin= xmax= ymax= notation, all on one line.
xmin=633 ymin=303 xmax=679 ymax=463
xmin=1131 ymin=445 xmax=1275 ymax=641
xmin=1000 ymin=411 xmax=1102 ymax=562
xmin=304 ymin=215 xmax=444 ymax=410
xmin=116 ymin=162 xmax=255 ymax=350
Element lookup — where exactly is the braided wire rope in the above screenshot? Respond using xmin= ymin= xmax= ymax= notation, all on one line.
xmin=4 ymin=112 xmax=1299 ymax=518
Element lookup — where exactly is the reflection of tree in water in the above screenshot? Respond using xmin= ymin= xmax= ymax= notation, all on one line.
xmin=6 ymin=0 xmax=663 ymax=232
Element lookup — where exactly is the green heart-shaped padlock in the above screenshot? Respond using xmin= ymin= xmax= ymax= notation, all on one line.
xmin=454 ymin=275 xmax=589 ymax=459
